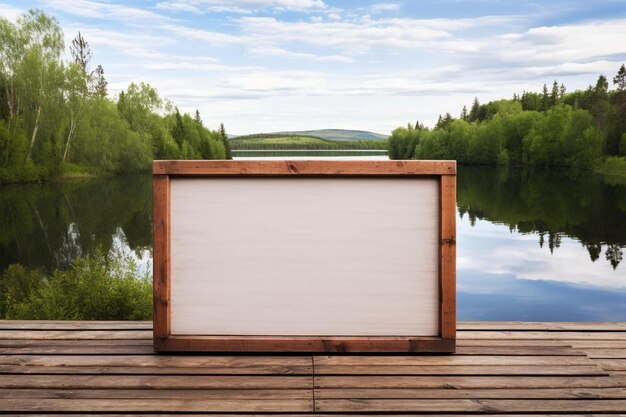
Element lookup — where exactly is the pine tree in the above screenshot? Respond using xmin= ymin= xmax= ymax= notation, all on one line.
xmin=550 ymin=80 xmax=559 ymax=107
xmin=559 ymin=83 xmax=566 ymax=99
xmin=219 ymin=122 xmax=232 ymax=159
xmin=172 ymin=108 xmax=185 ymax=149
xmin=613 ymin=64 xmax=626 ymax=90
xmin=469 ymin=97 xmax=480 ymax=121
xmin=117 ymin=91 xmax=126 ymax=114
xmin=70 ymin=31 xmax=91 ymax=74
xmin=93 ymin=65 xmax=107 ymax=99
xmin=541 ymin=84 xmax=550 ymax=111
xmin=194 ymin=109 xmax=202 ymax=125
xmin=460 ymin=105 xmax=468 ymax=120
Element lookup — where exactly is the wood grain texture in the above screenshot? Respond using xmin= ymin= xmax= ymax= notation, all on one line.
xmin=439 ymin=175 xmax=456 ymax=341
xmin=2 ymin=321 xmax=626 ymax=414
xmin=155 ymin=336 xmax=454 ymax=353
xmin=152 ymin=174 xmax=170 ymax=340
xmin=169 ymin=177 xmax=440 ymax=337
xmin=153 ymin=160 xmax=456 ymax=176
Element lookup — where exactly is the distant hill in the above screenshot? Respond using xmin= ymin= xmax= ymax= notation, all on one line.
xmin=230 ymin=129 xmax=388 ymax=141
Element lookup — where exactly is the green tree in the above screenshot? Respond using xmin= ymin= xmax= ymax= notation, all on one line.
xmin=541 ymin=83 xmax=550 ymax=111
xmin=171 ymin=107 xmax=184 ymax=149
xmin=469 ymin=97 xmax=480 ymax=121
xmin=219 ymin=122 xmax=232 ymax=159
xmin=92 ymin=64 xmax=107 ymax=99
xmin=613 ymin=64 xmax=626 ymax=91
xmin=18 ymin=10 xmax=64 ymax=162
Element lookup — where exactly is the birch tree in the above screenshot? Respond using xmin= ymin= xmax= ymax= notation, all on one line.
xmin=19 ymin=10 xmax=64 ymax=162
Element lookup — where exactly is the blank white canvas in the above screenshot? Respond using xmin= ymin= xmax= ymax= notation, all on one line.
xmin=170 ymin=177 xmax=439 ymax=336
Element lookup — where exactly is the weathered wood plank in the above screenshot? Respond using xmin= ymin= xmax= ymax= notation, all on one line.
xmin=570 ymin=340 xmax=626 ymax=348
xmin=313 ymin=355 xmax=595 ymax=366
xmin=583 ymin=349 xmax=626 ymax=359
xmin=455 ymin=346 xmax=585 ymax=356
xmin=0 ymin=321 xmax=152 ymax=330
xmin=594 ymin=359 xmax=626 ymax=371
xmin=0 ymin=330 xmax=152 ymax=340
xmin=314 ymin=387 xmax=626 ymax=399
xmin=313 ymin=365 xmax=606 ymax=376
xmin=459 ymin=322 xmax=626 ymax=331
xmin=0 ymin=374 xmax=312 ymax=389
xmin=314 ymin=376 xmax=623 ymax=389
xmin=0 ymin=345 xmax=154 ymax=355
xmin=459 ymin=331 xmax=626 ymax=340
xmin=0 ymin=355 xmax=310 ymax=367
xmin=0 ymin=398 xmax=313 ymax=412
xmin=459 ymin=339 xmax=572 ymax=347
xmin=315 ymin=399 xmax=626 ymax=413
xmin=0 ymin=355 xmax=312 ymax=375
xmin=3 ymin=414 xmax=619 ymax=417
xmin=0 ymin=388 xmax=312 ymax=400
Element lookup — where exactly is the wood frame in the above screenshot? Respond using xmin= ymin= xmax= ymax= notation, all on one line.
xmin=153 ymin=160 xmax=456 ymax=353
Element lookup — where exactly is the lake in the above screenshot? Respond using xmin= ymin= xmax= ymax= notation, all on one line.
xmin=1 ymin=159 xmax=624 ymax=321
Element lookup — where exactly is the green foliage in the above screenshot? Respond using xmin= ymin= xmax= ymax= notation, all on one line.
xmin=596 ymin=156 xmax=626 ymax=177
xmin=388 ymin=123 xmax=423 ymax=159
xmin=409 ymin=68 xmax=626 ymax=171
xmin=0 ymin=10 xmax=227 ymax=184
xmin=0 ymin=252 xmax=152 ymax=320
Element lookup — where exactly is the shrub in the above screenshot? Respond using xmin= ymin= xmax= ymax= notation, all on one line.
xmin=1 ymin=252 xmax=152 ymax=320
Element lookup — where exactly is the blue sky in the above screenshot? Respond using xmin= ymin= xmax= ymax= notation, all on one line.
xmin=1 ymin=0 xmax=625 ymax=134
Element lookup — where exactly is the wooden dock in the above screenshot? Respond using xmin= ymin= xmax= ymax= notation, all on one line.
xmin=1 ymin=321 xmax=626 ymax=414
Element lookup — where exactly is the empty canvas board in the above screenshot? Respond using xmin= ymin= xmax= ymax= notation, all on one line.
xmin=169 ymin=177 xmax=440 ymax=336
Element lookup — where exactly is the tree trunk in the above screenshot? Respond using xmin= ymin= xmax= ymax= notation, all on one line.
xmin=25 ymin=105 xmax=41 ymax=162
xmin=63 ymin=118 xmax=76 ymax=162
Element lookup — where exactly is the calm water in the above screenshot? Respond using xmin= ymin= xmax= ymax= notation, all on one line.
xmin=1 ymin=161 xmax=624 ymax=321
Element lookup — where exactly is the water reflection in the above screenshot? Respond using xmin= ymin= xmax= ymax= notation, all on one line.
xmin=0 ymin=174 xmax=152 ymax=272
xmin=457 ymin=166 xmax=626 ymax=269
xmin=457 ymin=166 xmax=626 ymax=321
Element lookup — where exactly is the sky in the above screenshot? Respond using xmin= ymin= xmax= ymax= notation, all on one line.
xmin=1 ymin=0 xmax=626 ymax=135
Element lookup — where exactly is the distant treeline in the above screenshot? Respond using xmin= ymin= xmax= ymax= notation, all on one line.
xmin=389 ymin=66 xmax=626 ymax=175
xmin=230 ymin=134 xmax=388 ymax=150
xmin=0 ymin=10 xmax=230 ymax=184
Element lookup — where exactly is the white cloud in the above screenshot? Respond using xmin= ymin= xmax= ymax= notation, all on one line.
xmin=494 ymin=19 xmax=626 ymax=63
xmin=239 ymin=16 xmax=453 ymax=51
xmin=370 ymin=3 xmax=400 ymax=12
xmin=155 ymin=1 xmax=203 ymax=14
xmin=43 ymin=0 xmax=171 ymax=22
xmin=250 ymin=44 xmax=353 ymax=62
xmin=157 ymin=23 xmax=247 ymax=44
xmin=63 ymin=26 xmax=174 ymax=59
xmin=154 ymin=0 xmax=326 ymax=14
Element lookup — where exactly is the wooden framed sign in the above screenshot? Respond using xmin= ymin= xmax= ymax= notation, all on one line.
xmin=153 ymin=160 xmax=456 ymax=353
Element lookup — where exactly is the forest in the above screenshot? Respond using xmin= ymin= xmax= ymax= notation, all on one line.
xmin=0 ymin=10 xmax=230 ymax=184
xmin=388 ymin=67 xmax=626 ymax=176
